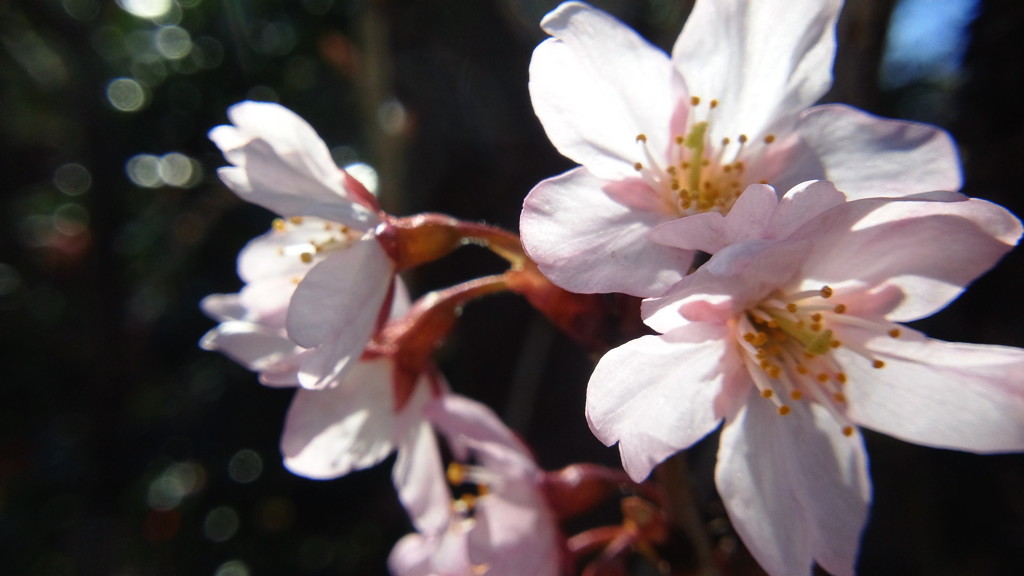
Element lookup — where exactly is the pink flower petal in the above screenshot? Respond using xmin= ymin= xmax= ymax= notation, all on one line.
xmin=770 ymin=180 xmax=846 ymax=240
xmin=795 ymin=194 xmax=1022 ymax=322
xmin=427 ymin=395 xmax=527 ymax=457
xmin=839 ymin=326 xmax=1024 ymax=453
xmin=529 ymin=2 xmax=687 ymax=180
xmin=287 ymin=239 xmax=392 ymax=389
xmin=586 ymin=325 xmax=737 ymax=481
xmin=210 ymin=102 xmax=379 ymax=229
xmin=672 ymin=0 xmax=841 ymax=144
xmin=199 ymin=320 xmax=300 ymax=382
xmin=280 ymin=359 xmax=398 ymax=479
xmin=393 ymin=417 xmax=451 ymax=535
xmin=521 ymin=168 xmax=691 ymax=296
xmin=798 ymin=104 xmax=963 ymax=198
xmin=716 ymin=397 xmax=870 ymax=576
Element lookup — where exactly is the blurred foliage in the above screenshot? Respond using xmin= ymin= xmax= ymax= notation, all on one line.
xmin=0 ymin=1 xmax=1021 ymax=575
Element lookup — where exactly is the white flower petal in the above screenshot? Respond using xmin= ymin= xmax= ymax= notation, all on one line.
xmin=393 ymin=417 xmax=451 ymax=535
xmin=716 ymin=398 xmax=870 ymax=576
xmin=281 ymin=359 xmax=398 ymax=479
xmin=798 ymin=104 xmax=963 ymax=198
xmin=199 ymin=321 xmax=300 ymax=383
xmin=795 ymin=194 xmax=1022 ymax=322
xmin=210 ymin=102 xmax=379 ymax=229
xmin=586 ymin=324 xmax=737 ymax=481
xmin=839 ymin=327 xmax=1024 ymax=453
xmin=521 ymin=168 xmax=691 ymax=296
xmin=530 ymin=2 xmax=686 ymax=179
xmin=287 ymin=239 xmax=392 ymax=389
xmin=672 ymin=0 xmax=841 ymax=143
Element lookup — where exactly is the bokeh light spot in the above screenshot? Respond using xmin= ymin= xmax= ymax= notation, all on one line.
xmin=53 ymin=204 xmax=89 ymax=236
xmin=158 ymin=152 xmax=199 ymax=187
xmin=155 ymin=26 xmax=192 ymax=59
xmin=106 ymin=78 xmax=147 ymax=112
xmin=214 ymin=560 xmax=250 ymax=576
xmin=191 ymin=36 xmax=224 ymax=69
xmin=126 ymin=154 xmax=162 ymax=187
xmin=227 ymin=449 xmax=262 ymax=484
xmin=62 ymin=0 xmax=100 ymax=20
xmin=117 ymin=0 xmax=173 ymax=19
xmin=377 ymin=98 xmax=407 ymax=135
xmin=204 ymin=506 xmax=240 ymax=542
xmin=53 ymin=163 xmax=92 ymax=196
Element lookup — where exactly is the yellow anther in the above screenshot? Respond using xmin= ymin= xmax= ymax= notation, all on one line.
xmin=446 ymin=462 xmax=467 ymax=486
xmin=816 ymin=373 xmax=829 ymax=383
xmin=691 ymin=96 xmax=701 ymax=106
xmin=454 ymin=494 xmax=477 ymax=513
xmin=709 ymin=99 xmax=719 ymax=108
xmin=738 ymin=134 xmax=749 ymax=144
xmin=636 ymin=134 xmax=647 ymax=143
xmin=786 ymin=303 xmax=798 ymax=313
xmin=764 ymin=134 xmax=776 ymax=144
xmin=872 ymin=359 xmax=886 ymax=369
xmin=676 ymin=135 xmax=685 ymax=145
xmin=830 ymin=340 xmax=841 ymax=348
xmin=300 ymin=252 xmax=314 ymax=264
xmin=842 ymin=426 xmax=855 ymax=437
xmin=761 ymin=389 xmax=774 ymax=398
xmin=743 ymin=332 xmax=756 ymax=343
xmin=888 ymin=328 xmax=901 ymax=338
xmin=633 ymin=162 xmax=643 ymax=171
xmin=790 ymin=390 xmax=803 ymax=401
xmin=778 ymin=405 xmax=791 ymax=416
xmin=721 ymin=137 xmax=731 ymax=145
xmin=834 ymin=392 xmax=847 ymax=403
xmin=796 ymin=364 xmax=809 ymax=375
xmin=811 ymin=313 xmax=822 ymax=322
xmin=820 ymin=286 xmax=834 ymax=298
xmin=272 ymin=218 xmax=287 ymax=232
xmin=836 ymin=372 xmax=847 ymax=384
xmin=288 ymin=216 xmax=304 ymax=225
xmin=834 ymin=304 xmax=847 ymax=314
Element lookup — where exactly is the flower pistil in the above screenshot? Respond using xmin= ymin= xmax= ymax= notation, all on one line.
xmin=633 ymin=97 xmax=777 ymax=216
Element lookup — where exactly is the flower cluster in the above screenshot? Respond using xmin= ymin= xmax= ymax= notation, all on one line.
xmin=198 ymin=1 xmax=1024 ymax=575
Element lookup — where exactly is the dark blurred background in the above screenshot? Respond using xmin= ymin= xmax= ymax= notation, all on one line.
xmin=0 ymin=0 xmax=1021 ymax=574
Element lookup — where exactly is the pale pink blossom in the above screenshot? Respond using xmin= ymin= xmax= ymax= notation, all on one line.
xmin=521 ymin=0 xmax=961 ymax=296
xmin=587 ymin=183 xmax=1024 ymax=575
xmin=389 ymin=395 xmax=561 ymax=576
xmin=209 ymin=101 xmax=393 ymax=389
xmin=203 ymin=276 xmax=457 ymax=533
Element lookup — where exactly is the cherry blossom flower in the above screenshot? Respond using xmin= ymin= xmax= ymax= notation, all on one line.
xmin=521 ymin=0 xmax=961 ymax=296
xmin=389 ymin=395 xmax=561 ymax=576
xmin=209 ymin=101 xmax=394 ymax=390
xmin=586 ymin=182 xmax=1024 ymax=575
xmin=202 ymin=274 xmax=457 ymax=533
